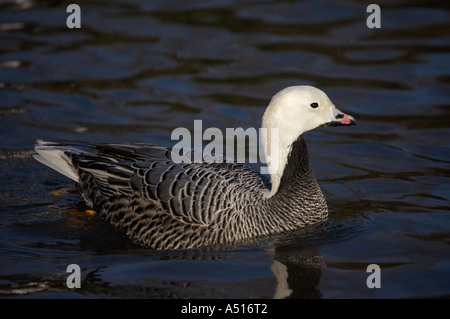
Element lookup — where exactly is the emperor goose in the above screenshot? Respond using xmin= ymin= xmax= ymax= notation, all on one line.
xmin=34 ymin=85 xmax=355 ymax=249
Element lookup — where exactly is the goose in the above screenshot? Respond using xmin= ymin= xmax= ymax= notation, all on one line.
xmin=33 ymin=85 xmax=355 ymax=250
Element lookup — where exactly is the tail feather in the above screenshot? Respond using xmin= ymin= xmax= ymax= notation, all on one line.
xmin=33 ymin=140 xmax=80 ymax=182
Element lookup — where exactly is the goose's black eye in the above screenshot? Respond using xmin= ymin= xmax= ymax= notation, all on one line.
xmin=310 ymin=102 xmax=319 ymax=108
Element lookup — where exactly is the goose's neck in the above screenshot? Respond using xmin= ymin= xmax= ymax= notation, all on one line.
xmin=266 ymin=135 xmax=326 ymax=212
xmin=263 ymin=133 xmax=312 ymax=197
xmin=261 ymin=127 xmax=291 ymax=197
xmin=274 ymin=135 xmax=316 ymax=193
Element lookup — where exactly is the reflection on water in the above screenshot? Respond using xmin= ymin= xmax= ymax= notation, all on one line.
xmin=1 ymin=0 xmax=450 ymax=298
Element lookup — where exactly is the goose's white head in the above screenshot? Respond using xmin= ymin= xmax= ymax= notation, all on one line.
xmin=261 ymin=85 xmax=355 ymax=196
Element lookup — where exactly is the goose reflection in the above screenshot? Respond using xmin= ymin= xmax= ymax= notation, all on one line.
xmin=270 ymin=247 xmax=324 ymax=299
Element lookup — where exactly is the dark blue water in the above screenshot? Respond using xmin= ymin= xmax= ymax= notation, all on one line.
xmin=1 ymin=0 xmax=449 ymax=298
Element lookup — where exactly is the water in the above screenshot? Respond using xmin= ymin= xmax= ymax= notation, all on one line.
xmin=0 ymin=0 xmax=449 ymax=299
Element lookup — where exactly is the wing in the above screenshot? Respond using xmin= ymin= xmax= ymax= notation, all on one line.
xmin=65 ymin=142 xmax=268 ymax=226
xmin=132 ymin=160 xmax=267 ymax=226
